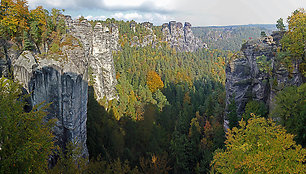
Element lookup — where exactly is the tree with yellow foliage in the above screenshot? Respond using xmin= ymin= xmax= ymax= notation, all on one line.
xmin=146 ymin=70 xmax=164 ymax=92
xmin=211 ymin=114 xmax=306 ymax=173
xmin=0 ymin=0 xmax=30 ymax=40
xmin=281 ymin=8 xmax=306 ymax=75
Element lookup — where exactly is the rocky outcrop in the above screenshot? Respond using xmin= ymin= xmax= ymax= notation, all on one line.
xmin=7 ymin=16 xmax=120 ymax=160
xmin=130 ymin=22 xmax=158 ymax=48
xmin=65 ymin=16 xmax=118 ymax=101
xmin=224 ymin=32 xmax=304 ymax=129
xmin=0 ymin=40 xmax=20 ymax=77
xmin=13 ymin=46 xmax=88 ymax=158
xmin=162 ymin=21 xmax=207 ymax=52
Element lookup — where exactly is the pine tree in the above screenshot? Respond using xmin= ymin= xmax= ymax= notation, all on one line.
xmin=227 ymin=98 xmax=238 ymax=129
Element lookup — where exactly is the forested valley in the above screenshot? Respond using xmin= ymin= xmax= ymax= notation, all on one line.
xmin=0 ymin=0 xmax=305 ymax=173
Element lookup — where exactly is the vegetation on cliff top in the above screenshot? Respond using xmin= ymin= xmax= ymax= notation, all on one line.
xmin=0 ymin=0 xmax=305 ymax=173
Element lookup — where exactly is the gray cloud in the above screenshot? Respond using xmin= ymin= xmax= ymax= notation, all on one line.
xmin=28 ymin=0 xmax=305 ymax=26
xmin=28 ymin=0 xmax=173 ymax=14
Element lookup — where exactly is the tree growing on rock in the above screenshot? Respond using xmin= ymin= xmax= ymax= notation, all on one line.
xmin=281 ymin=8 xmax=306 ymax=75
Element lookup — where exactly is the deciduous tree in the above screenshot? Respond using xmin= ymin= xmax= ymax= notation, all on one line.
xmin=0 ymin=77 xmax=55 ymax=173
xmin=211 ymin=115 xmax=306 ymax=173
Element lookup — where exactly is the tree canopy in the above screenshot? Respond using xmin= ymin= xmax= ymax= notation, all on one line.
xmin=0 ymin=77 xmax=55 ymax=173
xmin=212 ymin=115 xmax=306 ymax=174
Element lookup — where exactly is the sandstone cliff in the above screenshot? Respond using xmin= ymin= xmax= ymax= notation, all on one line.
xmin=0 ymin=16 xmax=120 ymax=159
xmin=65 ymin=16 xmax=118 ymax=101
xmin=162 ymin=21 xmax=207 ymax=52
xmin=224 ymin=32 xmax=304 ymax=129
xmin=13 ymin=45 xmax=88 ymax=158
xmin=130 ymin=22 xmax=158 ymax=48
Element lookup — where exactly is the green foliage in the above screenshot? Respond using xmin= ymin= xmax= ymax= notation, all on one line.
xmin=0 ymin=77 xmax=55 ymax=173
xmin=242 ymin=100 xmax=268 ymax=121
xmin=256 ymin=55 xmax=272 ymax=74
xmin=212 ymin=115 xmax=306 ymax=173
xmin=260 ymin=31 xmax=266 ymax=37
xmin=276 ymin=18 xmax=286 ymax=31
xmin=87 ymin=158 xmax=140 ymax=174
xmin=49 ymin=42 xmax=60 ymax=54
xmin=270 ymin=84 xmax=306 ymax=147
xmin=23 ymin=30 xmax=34 ymax=51
xmin=280 ymin=8 xmax=306 ymax=75
xmin=227 ymin=98 xmax=238 ymax=129
xmin=0 ymin=0 xmax=68 ymax=54
xmin=87 ymin=19 xmax=227 ymax=173
xmin=192 ymin=25 xmax=274 ymax=51
xmin=48 ymin=142 xmax=88 ymax=174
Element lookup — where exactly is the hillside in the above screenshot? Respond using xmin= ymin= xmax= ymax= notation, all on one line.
xmin=192 ymin=24 xmax=276 ymax=51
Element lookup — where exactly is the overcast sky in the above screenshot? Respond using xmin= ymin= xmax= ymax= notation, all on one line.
xmin=28 ymin=0 xmax=305 ymax=26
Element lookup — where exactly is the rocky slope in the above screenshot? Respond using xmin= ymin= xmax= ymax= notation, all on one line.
xmin=224 ymin=32 xmax=304 ymax=129
xmin=162 ymin=21 xmax=207 ymax=52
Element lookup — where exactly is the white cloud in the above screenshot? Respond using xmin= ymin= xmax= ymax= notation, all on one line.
xmin=110 ymin=12 xmax=170 ymax=24
xmin=123 ymin=12 xmax=143 ymax=20
xmin=85 ymin=15 xmax=107 ymax=21
xmin=104 ymin=0 xmax=147 ymax=7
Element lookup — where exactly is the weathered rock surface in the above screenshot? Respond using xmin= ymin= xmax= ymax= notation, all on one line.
xmin=130 ymin=22 xmax=158 ymax=48
xmin=13 ymin=47 xmax=88 ymax=158
xmin=0 ymin=40 xmax=20 ymax=77
xmin=162 ymin=21 xmax=207 ymax=52
xmin=6 ymin=16 xmax=120 ymax=159
xmin=224 ymin=32 xmax=304 ymax=129
xmin=65 ymin=16 xmax=118 ymax=101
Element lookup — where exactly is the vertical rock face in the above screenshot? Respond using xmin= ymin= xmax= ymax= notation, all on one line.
xmin=9 ymin=16 xmax=120 ymax=159
xmin=65 ymin=16 xmax=118 ymax=101
xmin=91 ymin=22 xmax=118 ymax=101
xmin=13 ymin=48 xmax=89 ymax=158
xmin=0 ymin=40 xmax=19 ymax=77
xmin=162 ymin=21 xmax=207 ymax=52
xmin=224 ymin=32 xmax=304 ymax=129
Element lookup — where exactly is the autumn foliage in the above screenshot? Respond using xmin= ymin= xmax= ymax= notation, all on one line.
xmin=0 ymin=0 xmax=29 ymax=39
xmin=211 ymin=114 xmax=306 ymax=173
xmin=146 ymin=70 xmax=164 ymax=92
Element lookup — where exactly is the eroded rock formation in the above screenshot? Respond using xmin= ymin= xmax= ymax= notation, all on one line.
xmin=65 ymin=16 xmax=118 ymax=101
xmin=4 ymin=16 xmax=120 ymax=159
xmin=162 ymin=21 xmax=207 ymax=52
xmin=224 ymin=32 xmax=304 ymax=129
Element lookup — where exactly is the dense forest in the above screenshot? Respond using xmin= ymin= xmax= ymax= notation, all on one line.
xmin=0 ymin=0 xmax=305 ymax=173
xmin=86 ymin=19 xmax=228 ymax=173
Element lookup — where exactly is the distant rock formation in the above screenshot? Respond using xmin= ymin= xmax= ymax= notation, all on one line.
xmin=224 ymin=32 xmax=303 ymax=129
xmin=162 ymin=21 xmax=207 ymax=52
xmin=130 ymin=22 xmax=158 ymax=48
